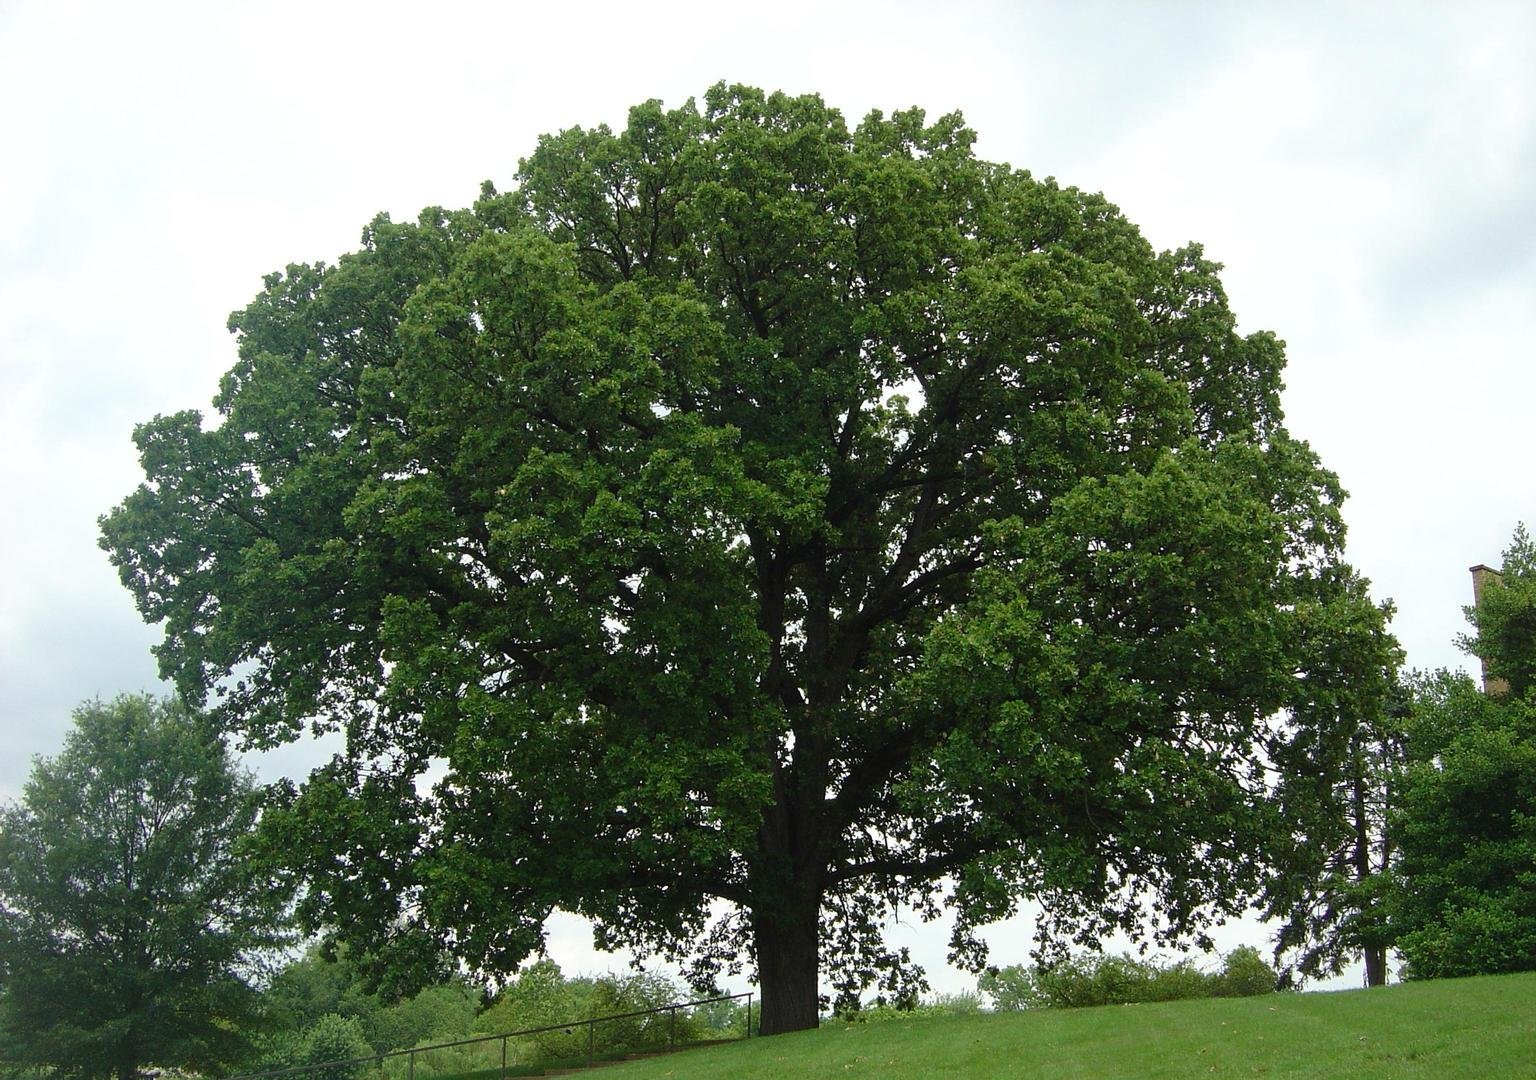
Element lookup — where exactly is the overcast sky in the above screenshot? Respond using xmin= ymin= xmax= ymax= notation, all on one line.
xmin=2 ymin=0 xmax=1533 ymax=996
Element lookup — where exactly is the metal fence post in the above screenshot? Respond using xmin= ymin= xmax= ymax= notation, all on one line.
xmin=408 ymin=1048 xmax=415 ymax=1080
xmin=746 ymin=993 xmax=753 ymax=1038
xmin=587 ymin=1018 xmax=595 ymax=1067
xmin=500 ymin=1034 xmax=508 ymax=1080
xmin=669 ymin=1004 xmax=677 ymax=1050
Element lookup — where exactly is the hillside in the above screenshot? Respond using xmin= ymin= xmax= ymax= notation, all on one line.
xmin=600 ymin=973 xmax=1536 ymax=1080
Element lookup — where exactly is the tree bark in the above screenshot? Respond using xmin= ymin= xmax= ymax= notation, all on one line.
xmin=1364 ymin=945 xmax=1386 ymax=987
xmin=1350 ymin=759 xmax=1388 ymax=988
xmin=753 ymin=898 xmax=821 ymax=1035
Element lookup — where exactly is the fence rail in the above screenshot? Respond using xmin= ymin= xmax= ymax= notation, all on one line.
xmin=226 ymin=991 xmax=754 ymax=1080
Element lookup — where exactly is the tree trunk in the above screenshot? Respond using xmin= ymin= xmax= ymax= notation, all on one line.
xmin=753 ymin=899 xmax=821 ymax=1035
xmin=1364 ymin=945 xmax=1386 ymax=987
xmin=1350 ymin=760 xmax=1388 ymax=988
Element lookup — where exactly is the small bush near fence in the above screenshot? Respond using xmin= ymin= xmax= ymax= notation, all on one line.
xmin=979 ymin=947 xmax=1279 ymax=1010
xmin=252 ymin=1013 xmax=375 ymax=1079
xmin=840 ymin=990 xmax=988 ymax=1025
xmin=243 ymin=994 xmax=747 ymax=1080
xmin=473 ymin=964 xmax=719 ymax=1066
xmin=236 ymin=958 xmax=751 ymax=1080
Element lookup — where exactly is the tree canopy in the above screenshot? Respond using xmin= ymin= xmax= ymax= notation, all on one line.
xmin=0 ymin=695 xmax=291 ymax=1079
xmin=102 ymin=84 xmax=1389 ymax=1033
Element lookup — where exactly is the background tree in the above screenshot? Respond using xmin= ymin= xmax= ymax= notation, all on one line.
xmin=258 ymin=943 xmax=386 ymax=1045
xmin=1387 ymin=526 xmax=1536 ymax=978
xmin=246 ymin=943 xmax=481 ymax=1072
xmin=103 ymin=85 xmax=1386 ymax=1034
xmin=1271 ymin=644 xmax=1406 ymax=989
xmin=1389 ymin=674 xmax=1536 ymax=977
xmin=0 ymin=695 xmax=291 ymax=1079
xmin=1459 ymin=522 xmax=1536 ymax=698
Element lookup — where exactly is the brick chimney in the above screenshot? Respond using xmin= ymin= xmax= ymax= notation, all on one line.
xmin=1469 ymin=563 xmax=1510 ymax=696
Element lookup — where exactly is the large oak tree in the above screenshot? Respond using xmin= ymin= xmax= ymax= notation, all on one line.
xmin=102 ymin=85 xmax=1388 ymax=1033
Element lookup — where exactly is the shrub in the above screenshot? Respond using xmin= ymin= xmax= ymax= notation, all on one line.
xmin=583 ymin=972 xmax=699 ymax=1052
xmin=980 ymin=949 xmax=1277 ymax=1010
xmin=922 ymin=991 xmax=985 ymax=1017
xmin=838 ymin=989 xmax=986 ymax=1024
xmin=1397 ymin=894 xmax=1536 ymax=980
xmin=1215 ymin=946 xmax=1279 ymax=997
xmin=689 ymin=995 xmax=755 ymax=1037
xmin=251 ymin=1012 xmax=375 ymax=1078
xmin=369 ymin=980 xmax=479 ymax=1054
xmin=977 ymin=965 xmax=1038 ymax=1012
xmin=382 ymin=1039 xmax=498 ymax=1080
xmin=298 ymin=1014 xmax=375 ymax=1080
xmin=1143 ymin=958 xmax=1216 ymax=1003
xmin=475 ymin=960 xmax=706 ymax=1064
xmin=477 ymin=960 xmax=587 ymax=1061
xmin=1031 ymin=954 xmax=1186 ymax=1007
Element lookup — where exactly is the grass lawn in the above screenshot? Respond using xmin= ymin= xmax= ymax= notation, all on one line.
xmin=584 ymin=972 xmax=1536 ymax=1080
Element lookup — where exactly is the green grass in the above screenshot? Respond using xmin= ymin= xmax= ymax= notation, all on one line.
xmin=578 ymin=972 xmax=1536 ymax=1080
